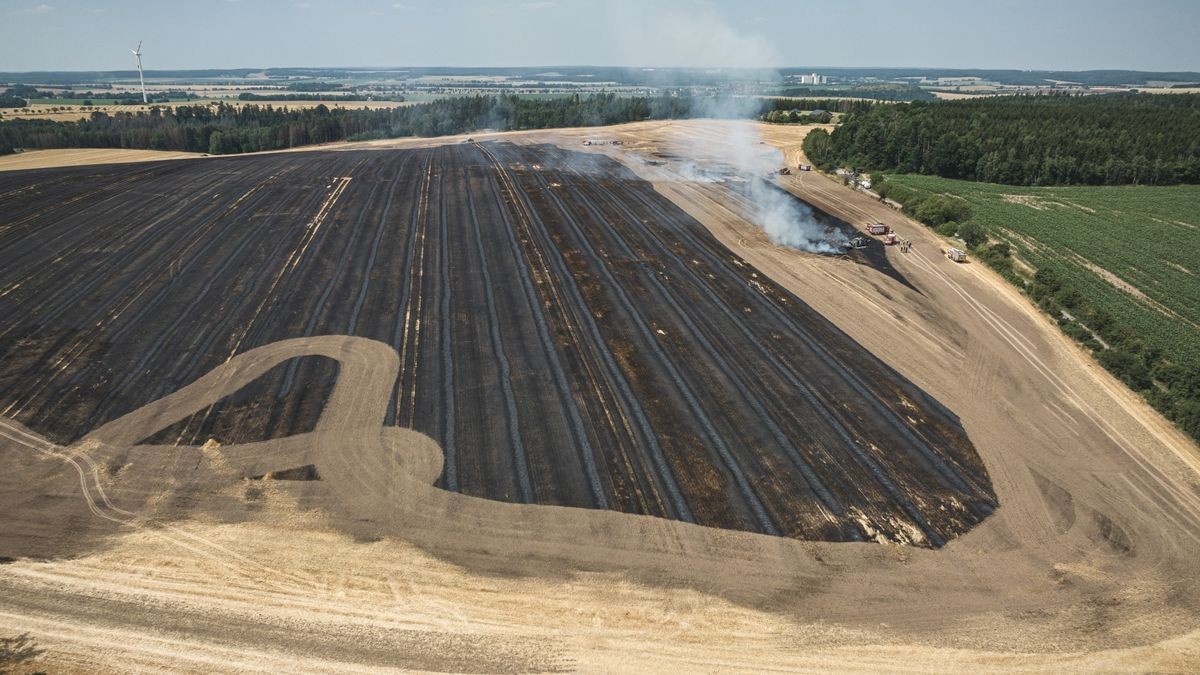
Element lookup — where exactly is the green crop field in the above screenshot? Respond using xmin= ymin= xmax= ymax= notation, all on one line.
xmin=885 ymin=175 xmax=1200 ymax=370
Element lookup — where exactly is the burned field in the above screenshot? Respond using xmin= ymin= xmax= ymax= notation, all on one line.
xmin=0 ymin=142 xmax=995 ymax=546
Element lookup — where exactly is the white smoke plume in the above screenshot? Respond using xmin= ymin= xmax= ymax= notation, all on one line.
xmin=604 ymin=1 xmax=838 ymax=253
xmin=702 ymin=97 xmax=840 ymax=254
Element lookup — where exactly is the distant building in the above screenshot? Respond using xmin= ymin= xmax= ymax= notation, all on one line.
xmin=797 ymin=72 xmax=828 ymax=85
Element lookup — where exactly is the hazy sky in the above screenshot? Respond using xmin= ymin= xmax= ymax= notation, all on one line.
xmin=1 ymin=0 xmax=1197 ymax=72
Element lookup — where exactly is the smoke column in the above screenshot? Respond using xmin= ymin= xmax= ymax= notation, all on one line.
xmin=606 ymin=1 xmax=837 ymax=253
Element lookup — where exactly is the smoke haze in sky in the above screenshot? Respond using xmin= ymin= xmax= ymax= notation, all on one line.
xmin=623 ymin=7 xmax=836 ymax=253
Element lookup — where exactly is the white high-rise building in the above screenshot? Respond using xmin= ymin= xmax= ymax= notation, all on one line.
xmin=798 ymin=73 xmax=827 ymax=85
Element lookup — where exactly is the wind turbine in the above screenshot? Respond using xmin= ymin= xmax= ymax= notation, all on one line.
xmin=131 ymin=41 xmax=147 ymax=104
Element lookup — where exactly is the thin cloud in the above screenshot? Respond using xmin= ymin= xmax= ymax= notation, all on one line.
xmin=521 ymin=1 xmax=559 ymax=9
xmin=12 ymin=4 xmax=54 ymax=15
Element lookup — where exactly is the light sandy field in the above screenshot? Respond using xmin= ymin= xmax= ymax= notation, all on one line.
xmin=931 ymin=91 xmax=995 ymax=100
xmin=1136 ymin=87 xmax=1200 ymax=94
xmin=0 ymin=148 xmax=203 ymax=171
xmin=1 ymin=120 xmax=1199 ymax=672
xmin=0 ymin=102 xmax=191 ymax=122
xmin=928 ymin=86 xmax=1192 ymax=99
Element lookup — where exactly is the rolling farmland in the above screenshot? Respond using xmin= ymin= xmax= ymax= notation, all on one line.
xmin=0 ymin=143 xmax=995 ymax=546
xmin=2 ymin=120 xmax=1200 ymax=673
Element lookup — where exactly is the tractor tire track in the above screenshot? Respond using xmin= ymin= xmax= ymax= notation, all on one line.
xmin=463 ymin=158 xmax=534 ymax=503
xmin=476 ymin=143 xmax=608 ymax=509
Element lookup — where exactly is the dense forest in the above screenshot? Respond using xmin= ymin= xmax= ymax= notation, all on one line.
xmin=803 ymin=93 xmax=1200 ymax=185
xmin=0 ymin=94 xmax=698 ymax=156
xmin=758 ymin=97 xmax=874 ymax=124
xmin=760 ymin=98 xmax=874 ymax=114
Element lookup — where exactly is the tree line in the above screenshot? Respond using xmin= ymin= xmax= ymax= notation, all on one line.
xmin=0 ymin=94 xmax=701 ymax=156
xmin=1026 ymin=263 xmax=1200 ymax=442
xmin=236 ymin=92 xmax=400 ymax=102
xmin=760 ymin=97 xmax=875 ymax=114
xmin=803 ymin=93 xmax=1200 ymax=185
xmin=0 ymin=94 xmax=885 ymax=157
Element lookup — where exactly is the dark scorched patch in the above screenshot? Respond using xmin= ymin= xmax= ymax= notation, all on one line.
xmin=0 ymin=143 xmax=995 ymax=547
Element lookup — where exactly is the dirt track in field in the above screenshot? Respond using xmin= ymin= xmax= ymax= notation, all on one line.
xmin=1 ymin=121 xmax=1199 ymax=672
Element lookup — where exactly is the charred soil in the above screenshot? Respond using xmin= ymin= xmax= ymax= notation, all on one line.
xmin=0 ymin=142 xmax=993 ymax=546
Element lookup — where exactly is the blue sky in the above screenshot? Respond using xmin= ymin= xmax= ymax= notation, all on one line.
xmin=1 ymin=0 xmax=1197 ymax=72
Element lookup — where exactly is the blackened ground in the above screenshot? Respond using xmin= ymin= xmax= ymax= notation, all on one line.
xmin=0 ymin=142 xmax=995 ymax=546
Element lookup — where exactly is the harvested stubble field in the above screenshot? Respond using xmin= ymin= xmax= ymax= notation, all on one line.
xmin=0 ymin=148 xmax=203 ymax=171
xmin=0 ymin=141 xmax=994 ymax=547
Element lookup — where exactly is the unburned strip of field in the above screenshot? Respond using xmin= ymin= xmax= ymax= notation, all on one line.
xmin=0 ymin=143 xmax=995 ymax=546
